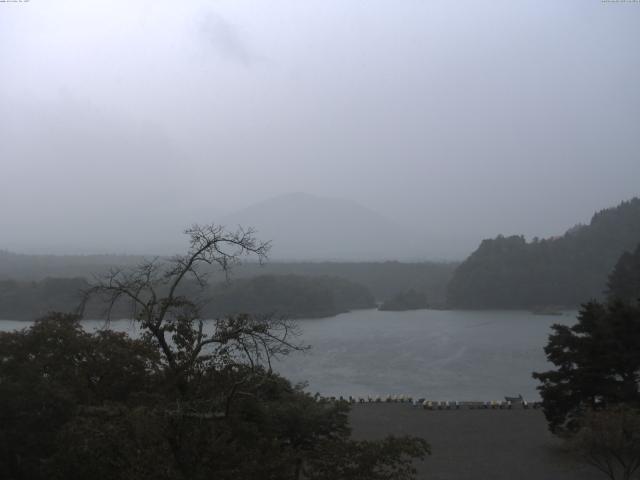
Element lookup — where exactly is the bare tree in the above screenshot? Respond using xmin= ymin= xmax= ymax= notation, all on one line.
xmin=80 ymin=224 xmax=305 ymax=397
xmin=569 ymin=406 xmax=640 ymax=480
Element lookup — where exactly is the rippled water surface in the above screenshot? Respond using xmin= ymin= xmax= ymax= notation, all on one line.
xmin=0 ymin=309 xmax=577 ymax=401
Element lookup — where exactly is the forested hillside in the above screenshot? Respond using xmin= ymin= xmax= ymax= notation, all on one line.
xmin=607 ymin=242 xmax=640 ymax=303
xmin=447 ymin=198 xmax=640 ymax=308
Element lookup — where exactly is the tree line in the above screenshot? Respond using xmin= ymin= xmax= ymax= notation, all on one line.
xmin=0 ymin=251 xmax=457 ymax=306
xmin=0 ymin=274 xmax=374 ymax=321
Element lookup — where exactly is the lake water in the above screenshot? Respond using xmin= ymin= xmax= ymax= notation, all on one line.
xmin=0 ymin=309 xmax=577 ymax=401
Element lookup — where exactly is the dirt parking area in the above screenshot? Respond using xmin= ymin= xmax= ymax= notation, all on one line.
xmin=349 ymin=403 xmax=603 ymax=480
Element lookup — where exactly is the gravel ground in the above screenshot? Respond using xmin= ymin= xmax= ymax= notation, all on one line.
xmin=349 ymin=403 xmax=604 ymax=480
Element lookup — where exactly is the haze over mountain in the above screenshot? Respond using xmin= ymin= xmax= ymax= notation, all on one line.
xmin=222 ymin=193 xmax=429 ymax=261
xmin=2 ymin=1 xmax=640 ymax=259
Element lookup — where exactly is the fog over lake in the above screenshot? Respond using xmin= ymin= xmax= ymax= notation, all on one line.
xmin=0 ymin=309 xmax=575 ymax=401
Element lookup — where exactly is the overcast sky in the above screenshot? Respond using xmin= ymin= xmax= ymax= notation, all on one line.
xmin=1 ymin=0 xmax=639 ymax=258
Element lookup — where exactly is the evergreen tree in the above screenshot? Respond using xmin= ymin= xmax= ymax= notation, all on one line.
xmin=608 ymin=243 xmax=640 ymax=304
xmin=533 ymin=301 xmax=640 ymax=433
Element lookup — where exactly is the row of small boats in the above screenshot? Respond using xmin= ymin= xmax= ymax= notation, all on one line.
xmin=318 ymin=395 xmax=542 ymax=409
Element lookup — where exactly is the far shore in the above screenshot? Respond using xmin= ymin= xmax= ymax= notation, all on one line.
xmin=0 ymin=306 xmax=582 ymax=324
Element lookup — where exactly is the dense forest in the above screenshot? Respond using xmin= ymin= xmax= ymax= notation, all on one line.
xmin=0 ymin=277 xmax=89 ymax=320
xmin=231 ymin=262 xmax=455 ymax=306
xmin=204 ymin=275 xmax=374 ymax=319
xmin=379 ymin=289 xmax=429 ymax=311
xmin=0 ymin=274 xmax=374 ymax=321
xmin=0 ymin=252 xmax=456 ymax=305
xmin=447 ymin=198 xmax=640 ymax=309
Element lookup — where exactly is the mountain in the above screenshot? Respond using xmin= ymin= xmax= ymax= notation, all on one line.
xmin=447 ymin=198 xmax=640 ymax=309
xmin=221 ymin=192 xmax=425 ymax=261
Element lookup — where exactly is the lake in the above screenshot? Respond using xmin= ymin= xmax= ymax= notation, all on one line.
xmin=0 ymin=309 xmax=577 ymax=401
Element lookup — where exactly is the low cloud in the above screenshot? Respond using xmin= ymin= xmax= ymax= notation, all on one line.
xmin=199 ymin=12 xmax=258 ymax=66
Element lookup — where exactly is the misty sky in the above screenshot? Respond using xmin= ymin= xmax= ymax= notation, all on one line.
xmin=1 ymin=0 xmax=639 ymax=258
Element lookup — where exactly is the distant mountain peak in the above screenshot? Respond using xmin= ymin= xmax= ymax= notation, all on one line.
xmin=237 ymin=192 xmax=375 ymax=212
xmin=222 ymin=193 xmax=418 ymax=261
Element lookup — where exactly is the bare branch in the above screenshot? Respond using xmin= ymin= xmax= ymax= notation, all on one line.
xmin=79 ymin=223 xmax=299 ymax=399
